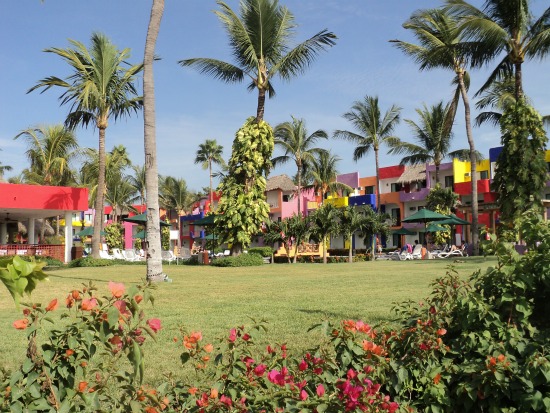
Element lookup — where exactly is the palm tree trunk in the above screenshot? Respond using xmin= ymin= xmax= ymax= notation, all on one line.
xmin=458 ymin=72 xmax=479 ymax=255
xmin=256 ymin=88 xmax=266 ymax=123
xmin=435 ymin=164 xmax=440 ymax=185
xmin=209 ymin=160 xmax=213 ymax=208
xmin=322 ymin=235 xmax=327 ymax=264
xmin=297 ymin=165 xmax=302 ymax=216
xmin=348 ymin=234 xmax=353 ymax=263
xmin=515 ymin=62 xmax=523 ymax=101
xmin=143 ymin=0 xmax=165 ymax=281
xmin=91 ymin=127 xmax=107 ymax=259
xmin=375 ymin=149 xmax=381 ymax=211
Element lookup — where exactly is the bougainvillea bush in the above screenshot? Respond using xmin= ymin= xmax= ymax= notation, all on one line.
xmin=1 ymin=212 xmax=549 ymax=412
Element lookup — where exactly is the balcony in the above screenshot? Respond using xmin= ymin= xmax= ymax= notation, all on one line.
xmin=454 ymin=179 xmax=491 ymax=195
xmin=348 ymin=194 xmax=376 ymax=207
xmin=399 ymin=187 xmax=430 ymax=202
xmin=324 ymin=197 xmax=348 ymax=208
xmin=307 ymin=201 xmax=319 ymax=210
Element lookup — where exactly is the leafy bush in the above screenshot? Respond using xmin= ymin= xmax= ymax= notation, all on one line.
xmin=104 ymin=223 xmax=123 ymax=250
xmin=210 ymin=253 xmax=264 ymax=267
xmin=247 ymin=246 xmax=273 ymax=257
xmin=68 ymin=257 xmax=115 ymax=268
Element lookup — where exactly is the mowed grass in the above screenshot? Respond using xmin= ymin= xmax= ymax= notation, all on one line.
xmin=0 ymin=257 xmax=497 ymax=383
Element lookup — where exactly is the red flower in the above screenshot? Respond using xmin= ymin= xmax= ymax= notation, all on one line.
xmin=242 ymin=333 xmax=251 ymax=341
xmin=147 ymin=318 xmax=162 ymax=333
xmin=220 ymin=395 xmax=232 ymax=407
xmin=81 ymin=298 xmax=97 ymax=311
xmin=228 ymin=328 xmax=237 ymax=342
xmin=433 ymin=373 xmax=441 ymax=385
xmin=134 ymin=295 xmax=143 ymax=304
xmin=254 ymin=364 xmax=266 ymax=377
xmin=299 ymin=360 xmax=307 ymax=371
xmin=300 ymin=389 xmax=308 ymax=401
xmin=316 ymin=384 xmax=325 ymax=397
xmin=46 ymin=298 xmax=58 ymax=312
xmin=13 ymin=319 xmax=29 ymax=330
xmin=108 ymin=281 xmax=125 ymax=299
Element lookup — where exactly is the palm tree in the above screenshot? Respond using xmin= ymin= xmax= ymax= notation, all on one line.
xmin=194 ymin=139 xmax=225 ymax=208
xmin=445 ymin=0 xmax=550 ymax=100
xmin=159 ymin=176 xmax=191 ymax=246
xmin=143 ymin=0 xmax=165 ymax=280
xmin=391 ymin=7 xmax=483 ymax=255
xmin=128 ymin=164 xmax=147 ymax=212
xmin=310 ymin=203 xmax=339 ymax=264
xmin=286 ymin=214 xmax=312 ymax=264
xmin=305 ymin=151 xmax=352 ymax=203
xmin=338 ymin=206 xmax=367 ymax=263
xmin=334 ymin=96 xmax=401 ymax=210
xmin=272 ymin=117 xmax=328 ymax=216
xmin=105 ymin=174 xmax=138 ymax=223
xmin=0 ymin=150 xmax=12 ymax=182
xmin=389 ymin=101 xmax=476 ymax=184
xmin=179 ymin=0 xmax=336 ymax=123
xmin=14 ymin=124 xmax=78 ymax=186
xmin=28 ymin=33 xmax=143 ymax=259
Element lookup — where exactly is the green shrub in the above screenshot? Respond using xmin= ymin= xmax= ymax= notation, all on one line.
xmin=210 ymin=253 xmax=264 ymax=267
xmin=247 ymin=247 xmax=273 ymax=257
xmin=68 ymin=257 xmax=115 ymax=268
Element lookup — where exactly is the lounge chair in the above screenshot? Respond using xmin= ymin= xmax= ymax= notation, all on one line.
xmin=161 ymin=250 xmax=177 ymax=264
xmin=123 ymin=249 xmax=143 ymax=262
xmin=411 ymin=244 xmax=423 ymax=259
xmin=437 ymin=245 xmax=468 ymax=258
xmin=111 ymin=248 xmax=125 ymax=260
xmin=391 ymin=250 xmax=412 ymax=260
xmin=99 ymin=250 xmax=114 ymax=260
xmin=176 ymin=247 xmax=191 ymax=264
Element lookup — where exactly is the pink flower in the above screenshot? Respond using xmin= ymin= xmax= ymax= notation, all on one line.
xmin=299 ymin=360 xmax=307 ymax=371
xmin=300 ymin=389 xmax=308 ymax=401
xmin=147 ymin=318 xmax=162 ymax=333
xmin=220 ymin=395 xmax=232 ymax=407
xmin=316 ymin=384 xmax=325 ymax=397
xmin=228 ymin=328 xmax=237 ymax=342
xmin=114 ymin=300 xmax=131 ymax=318
xmin=267 ymin=369 xmax=285 ymax=386
xmin=108 ymin=281 xmax=125 ymax=298
xmin=254 ymin=364 xmax=266 ymax=377
xmin=81 ymin=298 xmax=97 ymax=311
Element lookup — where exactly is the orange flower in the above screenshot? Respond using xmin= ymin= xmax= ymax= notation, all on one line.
xmin=72 ymin=290 xmax=80 ymax=300
xmin=433 ymin=373 xmax=441 ymax=385
xmin=78 ymin=381 xmax=88 ymax=392
xmin=46 ymin=298 xmax=58 ymax=312
xmin=204 ymin=343 xmax=213 ymax=353
xmin=188 ymin=387 xmax=198 ymax=395
xmin=362 ymin=340 xmax=384 ymax=356
xmin=134 ymin=295 xmax=143 ymax=304
xmin=108 ymin=281 xmax=125 ymax=299
xmin=145 ymin=407 xmax=159 ymax=413
xmin=66 ymin=349 xmax=74 ymax=357
xmin=13 ymin=319 xmax=29 ymax=330
xmin=66 ymin=295 xmax=75 ymax=308
xmin=183 ymin=331 xmax=202 ymax=349
xmin=437 ymin=328 xmax=447 ymax=336
xmin=342 ymin=320 xmax=356 ymax=332
xmin=81 ymin=298 xmax=98 ymax=311
xmin=497 ymin=354 xmax=506 ymax=363
xmin=210 ymin=388 xmax=219 ymax=399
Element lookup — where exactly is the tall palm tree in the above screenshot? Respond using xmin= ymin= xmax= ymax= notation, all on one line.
xmin=305 ymin=151 xmax=352 ymax=203
xmin=390 ymin=7 xmax=483 ymax=254
xmin=194 ymin=139 xmax=225 ymax=208
xmin=105 ymin=174 xmax=139 ymax=223
xmin=143 ymin=0 xmax=165 ymax=280
xmin=179 ymin=0 xmax=336 ymax=123
xmin=272 ymin=117 xmax=328 ymax=216
xmin=159 ymin=176 xmax=191 ymax=245
xmin=334 ymin=95 xmax=401 ymax=210
xmin=14 ymin=124 xmax=78 ymax=186
xmin=445 ymin=0 xmax=550 ymax=100
xmin=28 ymin=33 xmax=143 ymax=259
xmin=388 ymin=101 xmax=474 ymax=184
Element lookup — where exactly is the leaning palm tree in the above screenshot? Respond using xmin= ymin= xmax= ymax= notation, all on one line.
xmin=334 ymin=95 xmax=401 ymax=210
xmin=28 ymin=32 xmax=143 ymax=259
xmin=305 ymin=151 xmax=352 ymax=203
xmin=391 ymin=7 xmax=483 ymax=254
xmin=14 ymin=124 xmax=78 ymax=186
xmin=194 ymin=139 xmax=225 ymax=208
xmin=143 ymin=0 xmax=165 ymax=280
xmin=388 ymin=101 xmax=475 ymax=184
xmin=272 ymin=117 xmax=328 ymax=216
xmin=445 ymin=0 xmax=550 ymax=100
xmin=179 ymin=0 xmax=336 ymax=123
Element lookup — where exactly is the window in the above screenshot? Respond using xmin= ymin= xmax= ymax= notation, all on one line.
xmin=409 ymin=206 xmax=417 ymax=211
xmin=392 ymin=234 xmax=400 ymax=248
xmin=390 ymin=183 xmax=402 ymax=192
xmin=444 ymin=176 xmax=454 ymax=189
xmin=365 ymin=185 xmax=375 ymax=195
xmin=391 ymin=208 xmax=401 ymax=225
xmin=282 ymin=195 xmax=290 ymax=202
xmin=480 ymin=170 xmax=489 ymax=180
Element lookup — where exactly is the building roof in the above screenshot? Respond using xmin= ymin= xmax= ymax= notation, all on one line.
xmin=396 ymin=164 xmax=426 ymax=184
xmin=266 ymin=174 xmax=296 ymax=192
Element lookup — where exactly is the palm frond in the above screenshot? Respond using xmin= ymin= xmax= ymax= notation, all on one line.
xmin=178 ymin=58 xmax=245 ymax=83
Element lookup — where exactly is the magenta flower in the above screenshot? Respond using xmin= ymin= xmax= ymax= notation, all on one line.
xmin=229 ymin=328 xmax=237 ymax=342
xmin=254 ymin=364 xmax=266 ymax=377
xmin=147 ymin=318 xmax=161 ymax=333
xmin=300 ymin=389 xmax=308 ymax=401
xmin=316 ymin=384 xmax=325 ymax=397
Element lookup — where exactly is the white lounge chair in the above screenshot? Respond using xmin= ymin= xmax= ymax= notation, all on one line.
xmin=161 ymin=250 xmax=177 ymax=264
xmin=99 ymin=250 xmax=114 ymax=260
xmin=437 ymin=245 xmax=468 ymax=258
xmin=176 ymin=247 xmax=191 ymax=264
xmin=391 ymin=250 xmax=412 ymax=260
xmin=411 ymin=244 xmax=423 ymax=259
xmin=111 ymin=248 xmax=125 ymax=260
xmin=122 ymin=249 xmax=143 ymax=262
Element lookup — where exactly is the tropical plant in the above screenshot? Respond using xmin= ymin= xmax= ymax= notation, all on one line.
xmin=391 ymin=6 xmax=483 ymax=255
xmin=28 ymin=32 xmax=143 ymax=259
xmin=104 ymin=222 xmax=123 ymax=251
xmin=310 ymin=203 xmax=340 ymax=264
xmin=334 ymin=95 xmax=401 ymax=210
xmin=216 ymin=117 xmax=273 ymax=255
xmin=272 ymin=117 xmax=328 ymax=216
xmin=194 ymin=139 xmax=225 ymax=208
xmin=388 ymin=101 xmax=476 ymax=184
xmin=14 ymin=124 xmax=78 ymax=186
xmin=337 ymin=206 xmax=367 ymax=263
xmin=179 ymin=0 xmax=336 ymax=123
xmin=355 ymin=207 xmax=392 ymax=258
xmin=159 ymin=176 xmax=191 ymax=242
xmin=426 ymin=184 xmax=459 ymax=244
xmin=105 ymin=174 xmax=138 ymax=223
xmin=304 ymin=150 xmax=352 ymax=203
xmin=445 ymin=0 xmax=550 ymax=100
xmin=286 ymin=214 xmax=312 ymax=264
xmin=492 ymin=100 xmax=548 ymax=223
xmin=0 ymin=148 xmax=13 ymax=181
xmin=127 ymin=164 xmax=147 ymax=211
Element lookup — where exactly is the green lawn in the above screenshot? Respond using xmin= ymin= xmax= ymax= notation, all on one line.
xmin=0 ymin=257 xmax=497 ymax=383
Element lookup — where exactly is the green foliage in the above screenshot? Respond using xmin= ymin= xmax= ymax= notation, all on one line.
xmin=216 ymin=117 xmax=274 ymax=253
xmin=247 ymin=247 xmax=274 ymax=257
xmin=104 ymin=223 xmax=123 ymax=251
xmin=210 ymin=253 xmax=264 ymax=267
xmin=492 ymin=100 xmax=548 ymax=223
xmin=426 ymin=184 xmax=457 ymax=244
xmin=0 ymin=256 xmax=49 ymax=307
xmin=68 ymin=257 xmax=115 ymax=268
xmin=161 ymin=223 xmax=170 ymax=250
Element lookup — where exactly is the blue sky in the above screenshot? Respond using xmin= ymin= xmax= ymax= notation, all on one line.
xmin=1 ymin=0 xmax=549 ymax=192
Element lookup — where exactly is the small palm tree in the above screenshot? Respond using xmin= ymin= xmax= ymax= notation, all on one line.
xmin=310 ymin=203 xmax=340 ymax=264
xmin=179 ymin=0 xmax=336 ymax=122
xmin=334 ymin=95 xmax=401 ymax=210
xmin=305 ymin=151 xmax=352 ymax=203
xmin=159 ymin=176 xmax=191 ymax=243
xmin=338 ymin=206 xmax=367 ymax=263
xmin=0 ymin=150 xmax=12 ymax=181
xmin=194 ymin=139 xmax=225 ymax=208
xmin=445 ymin=0 xmax=550 ymax=100
xmin=29 ymin=32 xmax=143 ymax=258
xmin=388 ymin=101 xmax=475 ymax=184
xmin=14 ymin=124 xmax=78 ymax=186
xmin=272 ymin=117 xmax=328 ymax=216
xmin=286 ymin=214 xmax=312 ymax=263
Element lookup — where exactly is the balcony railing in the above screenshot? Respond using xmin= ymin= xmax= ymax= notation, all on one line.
xmin=399 ymin=187 xmax=430 ymax=202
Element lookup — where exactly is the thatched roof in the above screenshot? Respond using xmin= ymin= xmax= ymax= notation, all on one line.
xmin=396 ymin=164 xmax=426 ymax=184
xmin=17 ymin=219 xmax=55 ymax=236
xmin=266 ymin=174 xmax=296 ymax=192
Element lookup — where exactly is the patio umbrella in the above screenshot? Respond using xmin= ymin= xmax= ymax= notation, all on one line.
xmin=437 ymin=214 xmax=470 ymax=225
xmin=425 ymin=223 xmax=448 ymax=233
xmin=392 ymin=227 xmax=416 ymax=236
xmin=193 ymin=215 xmax=216 ymax=226
xmin=77 ymin=227 xmax=105 ymax=237
xmin=134 ymin=229 xmax=146 ymax=239
xmin=122 ymin=212 xmax=170 ymax=227
xmin=402 ymin=208 xmax=450 ymax=234
xmin=200 ymin=233 xmax=218 ymax=240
